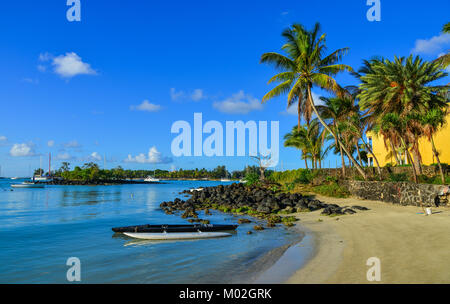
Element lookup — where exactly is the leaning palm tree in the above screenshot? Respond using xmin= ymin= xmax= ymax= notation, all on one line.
xmin=261 ymin=22 xmax=367 ymax=179
xmin=358 ymin=55 xmax=449 ymax=176
xmin=421 ymin=106 xmax=448 ymax=184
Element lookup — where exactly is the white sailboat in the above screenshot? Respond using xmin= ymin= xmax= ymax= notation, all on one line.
xmin=144 ymin=176 xmax=160 ymax=182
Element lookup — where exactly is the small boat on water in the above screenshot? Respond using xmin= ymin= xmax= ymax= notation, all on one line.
xmin=113 ymin=224 xmax=238 ymax=240
xmin=144 ymin=176 xmax=160 ymax=182
xmin=11 ymin=182 xmax=45 ymax=188
xmin=123 ymin=231 xmax=232 ymax=240
xmin=112 ymin=223 xmax=238 ymax=233
xmin=220 ymin=178 xmax=231 ymax=182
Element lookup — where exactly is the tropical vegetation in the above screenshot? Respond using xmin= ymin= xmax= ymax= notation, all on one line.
xmin=261 ymin=22 xmax=449 ymax=186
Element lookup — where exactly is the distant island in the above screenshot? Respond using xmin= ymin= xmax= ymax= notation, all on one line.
xmin=35 ymin=162 xmax=272 ymax=185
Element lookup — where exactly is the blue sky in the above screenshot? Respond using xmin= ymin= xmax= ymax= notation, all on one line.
xmin=0 ymin=0 xmax=449 ymax=176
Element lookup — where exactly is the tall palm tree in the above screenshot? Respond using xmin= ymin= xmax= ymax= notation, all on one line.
xmin=358 ymin=55 xmax=449 ymax=176
xmin=421 ymin=107 xmax=448 ymax=184
xmin=261 ymin=22 xmax=367 ymax=179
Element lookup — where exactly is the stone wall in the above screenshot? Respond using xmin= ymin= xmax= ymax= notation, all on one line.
xmin=342 ymin=180 xmax=449 ymax=207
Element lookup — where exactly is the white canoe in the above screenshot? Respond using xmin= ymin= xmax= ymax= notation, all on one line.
xmin=123 ymin=231 xmax=232 ymax=240
xmin=11 ymin=183 xmax=45 ymax=188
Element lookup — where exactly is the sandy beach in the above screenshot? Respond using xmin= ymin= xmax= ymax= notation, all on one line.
xmin=285 ymin=196 xmax=450 ymax=284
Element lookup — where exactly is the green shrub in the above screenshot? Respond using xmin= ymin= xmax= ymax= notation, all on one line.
xmin=388 ymin=173 xmax=408 ymax=182
xmin=312 ymin=182 xmax=350 ymax=198
xmin=244 ymin=173 xmax=260 ymax=186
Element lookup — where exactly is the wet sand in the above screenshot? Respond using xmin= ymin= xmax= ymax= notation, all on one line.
xmin=284 ymin=196 xmax=450 ymax=284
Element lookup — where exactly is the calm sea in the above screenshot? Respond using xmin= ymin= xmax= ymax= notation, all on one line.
xmin=0 ymin=179 xmax=302 ymax=283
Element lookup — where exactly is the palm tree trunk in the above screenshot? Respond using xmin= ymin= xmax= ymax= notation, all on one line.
xmin=360 ymin=136 xmax=382 ymax=180
xmin=411 ymin=149 xmax=422 ymax=176
xmin=431 ymin=136 xmax=445 ymax=184
xmin=338 ymin=138 xmax=346 ymax=177
xmin=306 ymin=86 xmax=366 ymax=180
xmin=356 ymin=144 xmax=362 ymax=166
xmin=304 ymin=156 xmax=309 ymax=169
xmin=400 ymin=138 xmax=418 ymax=183
xmin=389 ymin=141 xmax=401 ymax=165
xmin=297 ymin=98 xmax=302 ymax=132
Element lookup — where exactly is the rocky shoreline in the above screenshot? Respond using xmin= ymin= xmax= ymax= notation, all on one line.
xmin=160 ymin=183 xmax=369 ymax=230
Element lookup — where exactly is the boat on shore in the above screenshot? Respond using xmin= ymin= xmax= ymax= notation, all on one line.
xmin=11 ymin=182 xmax=45 ymax=188
xmin=112 ymin=223 xmax=238 ymax=233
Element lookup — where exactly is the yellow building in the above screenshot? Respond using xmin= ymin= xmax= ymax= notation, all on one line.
xmin=366 ymin=114 xmax=450 ymax=167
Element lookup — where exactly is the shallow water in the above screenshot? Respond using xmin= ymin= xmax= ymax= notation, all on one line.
xmin=0 ymin=179 xmax=303 ymax=283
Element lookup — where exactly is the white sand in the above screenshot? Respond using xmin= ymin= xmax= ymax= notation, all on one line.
xmin=285 ymin=196 xmax=450 ymax=284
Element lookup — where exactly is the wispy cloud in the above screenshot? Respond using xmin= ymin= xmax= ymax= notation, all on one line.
xmin=47 ymin=140 xmax=55 ymax=147
xmin=63 ymin=140 xmax=82 ymax=149
xmin=39 ymin=52 xmax=97 ymax=78
xmin=412 ymin=33 xmax=450 ymax=55
xmin=56 ymin=152 xmax=74 ymax=160
xmin=130 ymin=100 xmax=162 ymax=112
xmin=191 ymin=89 xmax=205 ymax=101
xmin=10 ymin=143 xmax=37 ymax=157
xmin=0 ymin=136 xmax=7 ymax=142
xmin=212 ymin=90 xmax=263 ymax=114
xmin=124 ymin=146 xmax=172 ymax=164
xmin=170 ymin=88 xmax=185 ymax=101
xmin=170 ymin=88 xmax=206 ymax=102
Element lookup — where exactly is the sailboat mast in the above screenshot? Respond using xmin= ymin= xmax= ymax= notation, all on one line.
xmin=49 ymin=152 xmax=51 ymax=176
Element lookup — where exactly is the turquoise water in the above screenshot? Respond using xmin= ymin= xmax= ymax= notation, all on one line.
xmin=0 ymin=179 xmax=300 ymax=283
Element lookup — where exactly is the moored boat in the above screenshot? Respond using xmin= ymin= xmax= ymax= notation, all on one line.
xmin=112 ymin=223 xmax=238 ymax=233
xmin=123 ymin=231 xmax=232 ymax=240
xmin=11 ymin=182 xmax=45 ymax=188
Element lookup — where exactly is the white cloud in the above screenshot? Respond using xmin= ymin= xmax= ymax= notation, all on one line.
xmin=10 ymin=143 xmax=36 ymax=157
xmin=47 ymin=140 xmax=55 ymax=147
xmin=124 ymin=146 xmax=172 ymax=164
xmin=283 ymin=92 xmax=322 ymax=115
xmin=90 ymin=152 xmax=102 ymax=161
xmin=50 ymin=52 xmax=97 ymax=78
xmin=0 ymin=136 xmax=7 ymax=141
xmin=191 ymin=89 xmax=205 ymax=101
xmin=170 ymin=88 xmax=185 ymax=101
xmin=56 ymin=152 xmax=73 ymax=160
xmin=63 ymin=140 xmax=81 ymax=149
xmin=412 ymin=33 xmax=450 ymax=55
xmin=170 ymin=88 xmax=206 ymax=102
xmin=130 ymin=100 xmax=162 ymax=112
xmin=213 ymin=91 xmax=263 ymax=114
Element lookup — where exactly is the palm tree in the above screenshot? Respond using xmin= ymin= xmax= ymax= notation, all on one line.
xmin=421 ymin=107 xmax=448 ymax=184
xmin=435 ymin=22 xmax=449 ymax=70
xmin=379 ymin=113 xmax=419 ymax=183
xmin=261 ymin=22 xmax=367 ymax=179
xmin=284 ymin=119 xmax=331 ymax=169
xmin=316 ymin=96 xmax=354 ymax=176
xmin=284 ymin=125 xmax=311 ymax=169
xmin=444 ymin=22 xmax=450 ymax=33
xmin=358 ymin=55 xmax=449 ymax=177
